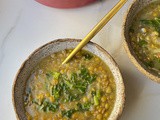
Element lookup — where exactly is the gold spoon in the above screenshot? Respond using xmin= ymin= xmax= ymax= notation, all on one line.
xmin=62 ymin=0 xmax=127 ymax=65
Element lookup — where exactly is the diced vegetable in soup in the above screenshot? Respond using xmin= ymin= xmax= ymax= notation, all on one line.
xmin=129 ymin=1 xmax=160 ymax=74
xmin=24 ymin=49 xmax=116 ymax=120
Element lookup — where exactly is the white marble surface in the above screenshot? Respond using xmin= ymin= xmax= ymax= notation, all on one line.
xmin=0 ymin=0 xmax=160 ymax=120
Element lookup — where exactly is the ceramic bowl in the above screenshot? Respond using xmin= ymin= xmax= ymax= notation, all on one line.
xmin=123 ymin=0 xmax=160 ymax=83
xmin=12 ymin=38 xmax=125 ymax=120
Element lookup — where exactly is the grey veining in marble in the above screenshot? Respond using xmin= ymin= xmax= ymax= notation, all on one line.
xmin=0 ymin=0 xmax=160 ymax=120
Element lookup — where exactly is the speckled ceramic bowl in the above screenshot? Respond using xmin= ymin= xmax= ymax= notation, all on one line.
xmin=13 ymin=39 xmax=125 ymax=120
xmin=123 ymin=0 xmax=160 ymax=83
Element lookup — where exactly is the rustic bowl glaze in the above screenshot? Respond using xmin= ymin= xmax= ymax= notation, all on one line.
xmin=123 ymin=0 xmax=160 ymax=83
xmin=13 ymin=39 xmax=125 ymax=120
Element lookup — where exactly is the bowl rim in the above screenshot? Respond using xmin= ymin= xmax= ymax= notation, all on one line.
xmin=12 ymin=38 xmax=125 ymax=120
xmin=122 ymin=0 xmax=160 ymax=83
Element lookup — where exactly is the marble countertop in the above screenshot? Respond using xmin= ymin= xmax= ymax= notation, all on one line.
xmin=0 ymin=0 xmax=160 ymax=119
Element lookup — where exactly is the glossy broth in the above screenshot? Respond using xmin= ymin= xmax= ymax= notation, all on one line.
xmin=24 ymin=49 xmax=116 ymax=120
xmin=129 ymin=1 xmax=160 ymax=74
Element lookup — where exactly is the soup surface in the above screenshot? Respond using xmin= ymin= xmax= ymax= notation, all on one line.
xmin=129 ymin=1 xmax=160 ymax=74
xmin=24 ymin=49 xmax=116 ymax=120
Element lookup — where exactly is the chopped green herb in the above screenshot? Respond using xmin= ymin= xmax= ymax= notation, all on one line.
xmin=88 ymin=74 xmax=97 ymax=83
xmin=94 ymin=96 xmax=99 ymax=106
xmin=138 ymin=40 xmax=148 ymax=47
xmin=79 ymin=67 xmax=96 ymax=84
xmin=61 ymin=102 xmax=92 ymax=118
xmin=38 ymin=99 xmax=59 ymax=112
xmin=46 ymin=72 xmax=61 ymax=80
xmin=52 ymin=84 xmax=62 ymax=99
xmin=83 ymin=53 xmax=93 ymax=60
xmin=70 ymin=73 xmax=77 ymax=83
xmin=77 ymin=102 xmax=92 ymax=111
xmin=96 ymin=89 xmax=101 ymax=98
xmin=141 ymin=18 xmax=160 ymax=33
xmin=32 ymin=99 xmax=40 ymax=105
xmin=53 ymin=72 xmax=60 ymax=80
xmin=144 ymin=60 xmax=154 ymax=67
xmin=64 ymin=80 xmax=73 ymax=89
xmin=93 ymin=90 xmax=101 ymax=106
xmin=64 ymin=94 xmax=79 ymax=102
xmin=61 ymin=109 xmax=76 ymax=118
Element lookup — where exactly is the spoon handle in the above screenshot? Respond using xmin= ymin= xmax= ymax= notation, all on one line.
xmin=62 ymin=0 xmax=127 ymax=64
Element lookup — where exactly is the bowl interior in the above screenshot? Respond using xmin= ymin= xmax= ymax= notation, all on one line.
xmin=123 ymin=0 xmax=160 ymax=83
xmin=13 ymin=39 xmax=124 ymax=120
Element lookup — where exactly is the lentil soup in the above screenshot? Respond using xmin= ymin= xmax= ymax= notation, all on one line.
xmin=24 ymin=49 xmax=116 ymax=120
xmin=129 ymin=1 xmax=160 ymax=74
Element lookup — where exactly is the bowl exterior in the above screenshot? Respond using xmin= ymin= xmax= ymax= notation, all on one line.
xmin=13 ymin=38 xmax=125 ymax=120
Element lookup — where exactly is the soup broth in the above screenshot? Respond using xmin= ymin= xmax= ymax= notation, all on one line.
xmin=24 ymin=49 xmax=116 ymax=120
xmin=129 ymin=1 xmax=160 ymax=74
